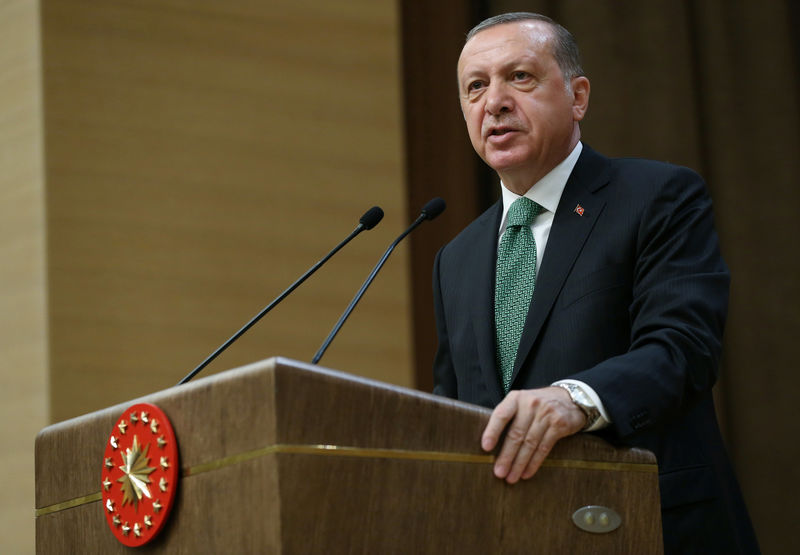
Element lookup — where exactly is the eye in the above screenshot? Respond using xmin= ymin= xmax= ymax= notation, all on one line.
xmin=467 ymin=80 xmax=485 ymax=92
xmin=512 ymin=71 xmax=530 ymax=81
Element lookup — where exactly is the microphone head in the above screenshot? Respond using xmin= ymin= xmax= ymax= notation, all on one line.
xmin=421 ymin=197 xmax=446 ymax=220
xmin=359 ymin=206 xmax=384 ymax=230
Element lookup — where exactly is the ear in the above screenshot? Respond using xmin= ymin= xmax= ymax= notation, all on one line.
xmin=571 ymin=76 xmax=590 ymax=122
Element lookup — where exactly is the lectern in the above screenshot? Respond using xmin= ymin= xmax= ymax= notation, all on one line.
xmin=35 ymin=357 xmax=662 ymax=553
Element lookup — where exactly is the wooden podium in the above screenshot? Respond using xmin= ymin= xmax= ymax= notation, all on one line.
xmin=35 ymin=357 xmax=663 ymax=553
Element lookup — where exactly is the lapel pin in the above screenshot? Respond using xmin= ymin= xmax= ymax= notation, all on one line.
xmin=574 ymin=204 xmax=585 ymax=216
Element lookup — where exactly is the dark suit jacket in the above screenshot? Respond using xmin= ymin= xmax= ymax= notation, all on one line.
xmin=432 ymin=145 xmax=759 ymax=554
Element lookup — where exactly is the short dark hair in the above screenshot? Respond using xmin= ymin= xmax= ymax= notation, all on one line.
xmin=466 ymin=12 xmax=584 ymax=82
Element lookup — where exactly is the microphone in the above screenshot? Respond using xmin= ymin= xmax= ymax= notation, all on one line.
xmin=311 ymin=197 xmax=446 ymax=365
xmin=178 ymin=205 xmax=384 ymax=384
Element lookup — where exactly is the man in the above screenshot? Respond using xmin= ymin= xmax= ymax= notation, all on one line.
xmin=432 ymin=12 xmax=759 ymax=554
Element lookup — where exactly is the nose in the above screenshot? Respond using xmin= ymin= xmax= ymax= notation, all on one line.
xmin=484 ymin=82 xmax=513 ymax=115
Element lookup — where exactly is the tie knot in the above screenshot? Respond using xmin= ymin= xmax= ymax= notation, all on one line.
xmin=507 ymin=197 xmax=540 ymax=228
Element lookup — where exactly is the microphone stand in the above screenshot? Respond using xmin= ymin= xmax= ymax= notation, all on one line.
xmin=178 ymin=207 xmax=383 ymax=384
xmin=312 ymin=198 xmax=445 ymax=365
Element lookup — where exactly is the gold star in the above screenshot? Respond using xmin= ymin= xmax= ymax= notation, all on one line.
xmin=144 ymin=515 xmax=153 ymax=528
xmin=118 ymin=420 xmax=128 ymax=435
xmin=152 ymin=499 xmax=162 ymax=513
xmin=134 ymin=523 xmax=142 ymax=537
xmin=110 ymin=435 xmax=118 ymax=449
xmin=157 ymin=435 xmax=167 ymax=448
xmin=105 ymin=498 xmax=115 ymax=513
xmin=105 ymin=457 xmax=114 ymax=469
xmin=112 ymin=514 xmax=121 ymax=527
xmin=103 ymin=478 xmax=112 ymax=491
xmin=159 ymin=477 xmax=168 ymax=492
xmin=130 ymin=412 xmax=138 ymax=424
xmin=122 ymin=522 xmax=131 ymax=536
xmin=140 ymin=411 xmax=149 ymax=424
xmin=150 ymin=418 xmax=159 ymax=434
xmin=117 ymin=436 xmax=156 ymax=508
xmin=160 ymin=456 xmax=169 ymax=470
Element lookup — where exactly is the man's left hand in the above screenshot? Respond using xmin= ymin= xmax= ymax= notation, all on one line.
xmin=481 ymin=387 xmax=586 ymax=483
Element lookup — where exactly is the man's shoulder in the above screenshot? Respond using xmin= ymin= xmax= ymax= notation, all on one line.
xmin=577 ymin=146 xmax=709 ymax=208
xmin=578 ymin=145 xmax=697 ymax=175
xmin=610 ymin=155 xmax=701 ymax=180
xmin=584 ymin=146 xmax=704 ymax=188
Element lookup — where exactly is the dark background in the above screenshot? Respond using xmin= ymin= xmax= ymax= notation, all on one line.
xmin=401 ymin=1 xmax=800 ymax=552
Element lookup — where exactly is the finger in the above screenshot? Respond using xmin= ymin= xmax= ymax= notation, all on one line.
xmin=492 ymin=400 xmax=536 ymax=480
xmin=520 ymin=416 xmax=574 ymax=480
xmin=505 ymin=415 xmax=549 ymax=484
xmin=481 ymin=391 xmax=519 ymax=452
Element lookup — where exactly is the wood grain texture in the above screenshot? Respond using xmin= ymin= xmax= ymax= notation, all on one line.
xmin=36 ymin=358 xmax=661 ymax=553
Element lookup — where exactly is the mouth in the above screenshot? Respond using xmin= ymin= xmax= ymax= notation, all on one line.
xmin=486 ymin=126 xmax=518 ymax=140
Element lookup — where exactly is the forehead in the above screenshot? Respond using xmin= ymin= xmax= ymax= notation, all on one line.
xmin=458 ymin=21 xmax=555 ymax=76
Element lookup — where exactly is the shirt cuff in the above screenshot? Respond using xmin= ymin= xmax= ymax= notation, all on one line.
xmin=552 ymin=379 xmax=612 ymax=431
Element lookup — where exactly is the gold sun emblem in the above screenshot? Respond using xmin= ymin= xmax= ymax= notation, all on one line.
xmin=117 ymin=435 xmax=157 ymax=508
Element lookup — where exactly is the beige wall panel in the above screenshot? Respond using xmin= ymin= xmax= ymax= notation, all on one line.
xmin=0 ymin=1 xmax=48 ymax=553
xmin=42 ymin=0 xmax=410 ymax=422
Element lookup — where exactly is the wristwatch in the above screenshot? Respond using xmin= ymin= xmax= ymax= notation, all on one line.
xmin=556 ymin=382 xmax=601 ymax=431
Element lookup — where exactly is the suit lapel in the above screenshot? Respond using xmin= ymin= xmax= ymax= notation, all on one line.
xmin=468 ymin=201 xmax=505 ymax=404
xmin=511 ymin=147 xmax=611 ymax=385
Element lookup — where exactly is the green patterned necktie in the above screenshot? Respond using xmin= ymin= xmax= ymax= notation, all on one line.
xmin=495 ymin=197 xmax=541 ymax=393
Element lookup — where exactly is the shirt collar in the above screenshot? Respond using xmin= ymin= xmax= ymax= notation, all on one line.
xmin=498 ymin=141 xmax=583 ymax=235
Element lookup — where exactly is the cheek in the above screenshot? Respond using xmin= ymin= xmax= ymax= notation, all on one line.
xmin=464 ymin=110 xmax=483 ymax=142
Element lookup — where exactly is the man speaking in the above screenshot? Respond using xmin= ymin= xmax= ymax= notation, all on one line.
xmin=431 ymin=12 xmax=759 ymax=554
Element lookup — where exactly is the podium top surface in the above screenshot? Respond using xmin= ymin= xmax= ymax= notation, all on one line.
xmin=36 ymin=357 xmax=656 ymax=511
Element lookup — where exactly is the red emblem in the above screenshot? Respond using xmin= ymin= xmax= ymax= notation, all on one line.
xmin=574 ymin=204 xmax=585 ymax=216
xmin=101 ymin=402 xmax=179 ymax=546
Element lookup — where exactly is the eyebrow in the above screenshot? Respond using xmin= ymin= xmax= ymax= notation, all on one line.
xmin=459 ymin=56 xmax=541 ymax=83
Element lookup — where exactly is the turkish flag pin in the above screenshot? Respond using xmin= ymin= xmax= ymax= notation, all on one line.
xmin=574 ymin=204 xmax=585 ymax=216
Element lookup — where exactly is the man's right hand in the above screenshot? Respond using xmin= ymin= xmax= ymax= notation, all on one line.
xmin=481 ymin=387 xmax=586 ymax=483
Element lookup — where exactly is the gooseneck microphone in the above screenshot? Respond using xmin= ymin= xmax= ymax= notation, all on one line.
xmin=311 ymin=197 xmax=446 ymax=365
xmin=178 ymin=206 xmax=384 ymax=384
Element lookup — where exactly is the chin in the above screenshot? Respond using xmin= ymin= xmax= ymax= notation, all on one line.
xmin=485 ymin=154 xmax=528 ymax=174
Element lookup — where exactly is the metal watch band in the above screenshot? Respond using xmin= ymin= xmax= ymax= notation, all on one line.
xmin=556 ymin=382 xmax=601 ymax=430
